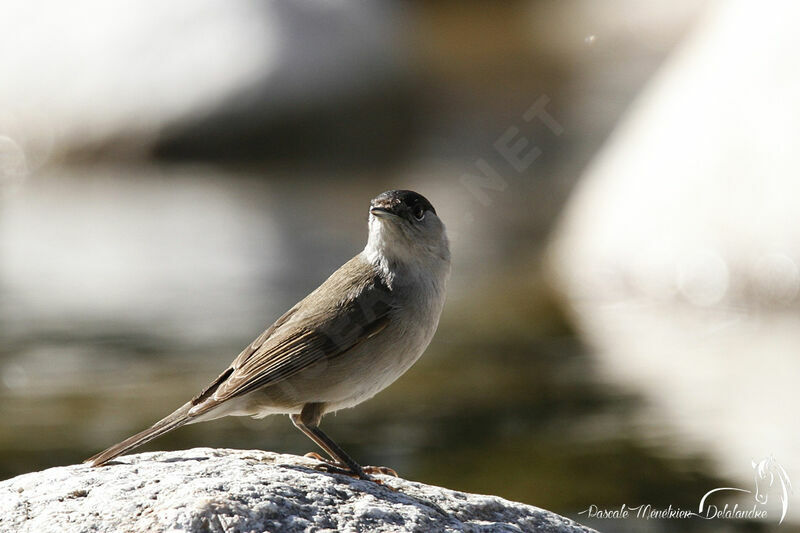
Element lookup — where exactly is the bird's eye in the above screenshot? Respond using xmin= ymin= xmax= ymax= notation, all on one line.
xmin=413 ymin=205 xmax=425 ymax=221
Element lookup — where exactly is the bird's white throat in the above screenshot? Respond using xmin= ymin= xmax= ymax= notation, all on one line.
xmin=363 ymin=215 xmax=450 ymax=288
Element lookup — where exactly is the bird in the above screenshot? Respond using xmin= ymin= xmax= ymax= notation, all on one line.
xmin=86 ymin=190 xmax=450 ymax=481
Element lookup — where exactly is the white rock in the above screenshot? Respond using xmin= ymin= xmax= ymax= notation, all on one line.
xmin=549 ymin=0 xmax=800 ymax=486
xmin=0 ymin=448 xmax=594 ymax=533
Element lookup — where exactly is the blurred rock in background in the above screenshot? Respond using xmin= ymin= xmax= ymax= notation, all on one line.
xmin=550 ymin=0 xmax=800 ymax=490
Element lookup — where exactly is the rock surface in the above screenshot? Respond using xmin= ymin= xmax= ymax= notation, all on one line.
xmin=0 ymin=448 xmax=594 ymax=533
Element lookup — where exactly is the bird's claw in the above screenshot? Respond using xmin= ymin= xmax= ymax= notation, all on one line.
xmin=363 ymin=465 xmax=398 ymax=477
xmin=303 ymin=452 xmax=398 ymax=482
xmin=304 ymin=452 xmax=335 ymax=465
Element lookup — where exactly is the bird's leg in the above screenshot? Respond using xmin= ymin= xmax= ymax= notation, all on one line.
xmin=300 ymin=424 xmax=398 ymax=477
xmin=291 ymin=404 xmax=399 ymax=479
xmin=291 ymin=403 xmax=371 ymax=480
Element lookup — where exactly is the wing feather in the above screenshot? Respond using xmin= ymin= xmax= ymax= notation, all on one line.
xmin=189 ymin=256 xmax=393 ymax=416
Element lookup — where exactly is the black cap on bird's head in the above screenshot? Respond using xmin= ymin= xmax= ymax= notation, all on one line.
xmin=369 ymin=190 xmax=436 ymax=224
xmin=365 ymin=189 xmax=449 ymax=265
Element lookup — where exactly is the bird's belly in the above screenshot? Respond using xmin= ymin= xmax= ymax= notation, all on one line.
xmin=317 ymin=338 xmax=425 ymax=411
xmin=260 ymin=314 xmax=435 ymax=413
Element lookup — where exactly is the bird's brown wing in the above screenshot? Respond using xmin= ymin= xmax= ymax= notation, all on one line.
xmin=190 ymin=304 xmax=300 ymax=406
xmin=189 ymin=257 xmax=393 ymax=416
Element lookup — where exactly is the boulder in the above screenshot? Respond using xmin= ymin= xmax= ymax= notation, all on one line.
xmin=0 ymin=448 xmax=595 ymax=533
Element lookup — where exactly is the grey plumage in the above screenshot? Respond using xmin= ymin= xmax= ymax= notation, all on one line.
xmin=86 ymin=190 xmax=450 ymax=478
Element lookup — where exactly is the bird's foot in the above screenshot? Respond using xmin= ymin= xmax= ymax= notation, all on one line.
xmin=303 ymin=452 xmax=397 ymax=483
xmin=304 ymin=452 xmax=366 ymax=478
xmin=304 ymin=452 xmax=337 ymax=466
xmin=362 ymin=465 xmax=399 ymax=477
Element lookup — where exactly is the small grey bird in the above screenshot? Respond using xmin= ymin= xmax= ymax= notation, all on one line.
xmin=86 ymin=190 xmax=450 ymax=480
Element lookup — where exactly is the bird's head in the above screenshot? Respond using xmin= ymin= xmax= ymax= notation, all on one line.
xmin=365 ymin=190 xmax=450 ymax=269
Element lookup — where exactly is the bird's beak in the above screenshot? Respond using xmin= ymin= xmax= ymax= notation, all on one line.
xmin=369 ymin=206 xmax=398 ymax=219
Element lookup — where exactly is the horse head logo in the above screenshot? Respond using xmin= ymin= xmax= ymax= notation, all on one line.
xmin=752 ymin=455 xmax=793 ymax=523
xmin=699 ymin=455 xmax=792 ymax=524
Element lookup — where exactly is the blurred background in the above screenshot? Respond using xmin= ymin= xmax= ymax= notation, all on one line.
xmin=1 ymin=1 xmax=798 ymax=531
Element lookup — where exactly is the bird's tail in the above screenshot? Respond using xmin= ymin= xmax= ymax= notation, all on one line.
xmin=85 ymin=401 xmax=193 ymax=467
